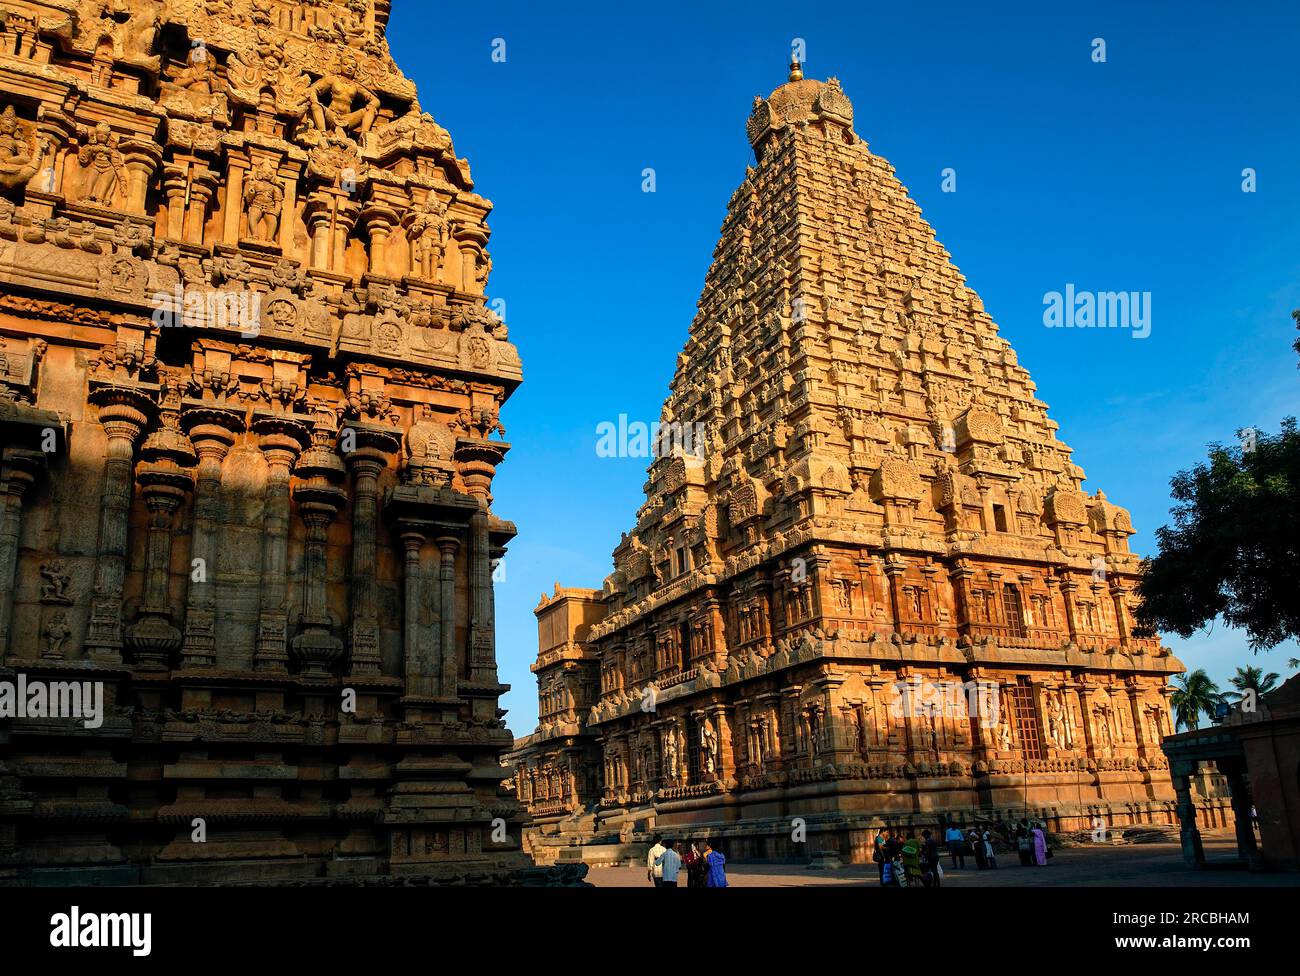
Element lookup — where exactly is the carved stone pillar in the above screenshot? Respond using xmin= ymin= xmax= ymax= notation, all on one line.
xmin=289 ymin=414 xmax=347 ymax=678
xmin=179 ymin=407 xmax=242 ymax=667
xmin=0 ymin=448 xmax=46 ymax=660
xmin=126 ymin=389 xmax=197 ymax=670
xmin=85 ymin=386 xmax=154 ymax=663
xmin=436 ymin=535 xmax=459 ymax=697
xmin=333 ymin=199 xmax=362 ymax=272
xmin=183 ymin=167 xmax=219 ymax=246
xmin=120 ymin=140 xmax=163 ymax=215
xmin=467 ymin=508 xmax=495 ymax=684
xmin=161 ymin=163 xmax=189 ymax=240
xmin=1171 ymin=761 xmax=1206 ymax=867
xmin=304 ymin=196 xmax=334 ymax=271
xmin=253 ymin=414 xmax=309 ymax=672
xmin=399 ymin=527 xmax=433 ymax=697
xmin=222 ymin=160 xmax=247 ymax=245
xmin=344 ymin=426 xmax=400 ymax=675
xmin=1059 ymin=577 xmax=1080 ymax=643
xmin=882 ymin=555 xmax=906 ymax=628
xmin=1222 ymin=763 xmax=1261 ymax=868
xmin=362 ymin=203 xmax=399 ymax=278
xmin=1110 ymin=581 xmax=1132 ymax=643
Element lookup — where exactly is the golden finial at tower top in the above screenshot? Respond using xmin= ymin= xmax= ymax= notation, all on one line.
xmin=788 ymin=58 xmax=804 ymax=82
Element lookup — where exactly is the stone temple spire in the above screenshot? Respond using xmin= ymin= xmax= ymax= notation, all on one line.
xmin=513 ymin=67 xmax=1182 ymax=853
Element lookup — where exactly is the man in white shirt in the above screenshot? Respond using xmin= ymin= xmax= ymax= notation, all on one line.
xmin=656 ymin=839 xmax=682 ymax=888
xmin=646 ymin=835 xmax=666 ymax=887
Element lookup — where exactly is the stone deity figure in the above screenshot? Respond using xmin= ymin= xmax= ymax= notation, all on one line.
xmin=997 ymin=714 xmax=1013 ymax=752
xmin=243 ymin=161 xmax=284 ymax=243
xmin=700 ymin=717 xmax=719 ymax=775
xmin=308 ymin=56 xmax=380 ymax=139
xmin=663 ymin=728 xmax=679 ymax=781
xmin=44 ymin=611 xmax=71 ymax=657
xmin=171 ymin=44 xmax=217 ymax=94
xmin=1096 ymin=703 xmax=1115 ymax=754
xmin=1056 ymin=694 xmax=1075 ymax=748
xmin=40 ymin=561 xmax=73 ymax=604
xmin=77 ymin=123 xmax=125 ymax=205
xmin=89 ymin=0 xmax=164 ymax=69
xmin=0 ymin=106 xmax=38 ymax=195
xmin=1046 ymin=694 xmax=1063 ymax=748
xmin=407 ymin=195 xmax=448 ymax=279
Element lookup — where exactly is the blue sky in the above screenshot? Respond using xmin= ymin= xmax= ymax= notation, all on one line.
xmin=389 ymin=1 xmax=1300 ymax=733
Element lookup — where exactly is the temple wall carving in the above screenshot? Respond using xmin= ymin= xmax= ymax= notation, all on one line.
xmin=0 ymin=0 xmax=528 ymax=884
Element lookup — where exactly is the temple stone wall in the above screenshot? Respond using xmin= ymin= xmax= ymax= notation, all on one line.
xmin=0 ymin=0 xmax=529 ymax=884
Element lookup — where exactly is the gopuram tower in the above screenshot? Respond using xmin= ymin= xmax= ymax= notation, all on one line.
xmin=511 ymin=64 xmax=1221 ymax=864
xmin=0 ymin=0 xmax=529 ymax=883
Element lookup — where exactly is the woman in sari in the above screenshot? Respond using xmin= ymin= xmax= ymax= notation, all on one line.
xmin=1031 ymin=825 xmax=1048 ymax=866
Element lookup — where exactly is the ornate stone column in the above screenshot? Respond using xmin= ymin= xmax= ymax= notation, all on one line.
xmin=0 ymin=448 xmax=46 ymax=660
xmin=468 ymin=508 xmax=496 ymax=684
xmin=361 ymin=202 xmax=399 ymax=278
xmin=183 ymin=167 xmax=219 ymax=246
xmin=252 ymin=413 xmax=309 ymax=672
xmin=161 ymin=163 xmax=190 ymax=241
xmin=1109 ymin=581 xmax=1132 ymax=644
xmin=436 ymin=535 xmax=460 ymax=697
xmin=399 ymin=526 xmax=433 ymax=697
xmin=304 ymin=196 xmax=334 ymax=271
xmin=85 ymin=386 xmax=155 ymax=663
xmin=179 ymin=406 xmax=243 ymax=667
xmin=126 ymin=387 xmax=197 ymax=669
xmin=1059 ymin=575 xmax=1081 ymax=643
xmin=343 ymin=425 xmax=400 ymax=676
xmin=119 ymin=139 xmax=163 ymax=215
xmin=290 ymin=412 xmax=347 ymax=678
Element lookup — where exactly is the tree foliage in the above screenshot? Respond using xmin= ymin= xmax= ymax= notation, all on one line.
xmin=1135 ymin=417 xmax=1300 ymax=651
xmin=1229 ymin=664 xmax=1280 ymax=698
xmin=1170 ymin=669 xmax=1227 ymax=731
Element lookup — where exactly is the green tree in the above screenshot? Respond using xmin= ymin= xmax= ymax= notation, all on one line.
xmin=1134 ymin=417 xmax=1299 ymax=651
xmin=1229 ymin=664 xmax=1280 ymax=699
xmin=1170 ymin=669 xmax=1227 ymax=731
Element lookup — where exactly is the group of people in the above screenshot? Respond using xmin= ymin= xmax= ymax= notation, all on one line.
xmin=647 ymin=836 xmax=729 ymax=888
xmin=1014 ymin=818 xmax=1051 ymax=867
xmin=873 ymin=818 xmax=1050 ymax=886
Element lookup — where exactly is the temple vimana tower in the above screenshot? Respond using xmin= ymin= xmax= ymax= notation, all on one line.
xmin=0 ymin=0 xmax=531 ymax=883
xmin=510 ymin=63 xmax=1223 ymax=865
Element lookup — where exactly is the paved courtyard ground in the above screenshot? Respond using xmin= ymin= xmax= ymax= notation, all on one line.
xmin=586 ymin=834 xmax=1299 ymax=887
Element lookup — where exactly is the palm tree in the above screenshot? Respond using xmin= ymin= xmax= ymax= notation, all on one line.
xmin=1230 ymin=664 xmax=1280 ymax=700
xmin=1170 ymin=669 xmax=1226 ymax=731
xmin=1288 ymin=657 xmax=1299 ymax=671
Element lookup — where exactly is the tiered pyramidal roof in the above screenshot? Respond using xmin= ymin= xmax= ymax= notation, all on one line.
xmin=594 ymin=62 xmax=1140 ymax=637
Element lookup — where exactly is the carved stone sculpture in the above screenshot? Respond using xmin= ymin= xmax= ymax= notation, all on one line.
xmin=407 ymin=195 xmax=448 ymax=280
xmin=307 ymin=55 xmax=380 ymax=139
xmin=242 ymin=160 xmax=283 ymax=243
xmin=76 ymin=122 xmax=124 ymax=205
xmin=0 ymin=105 xmax=38 ymax=195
